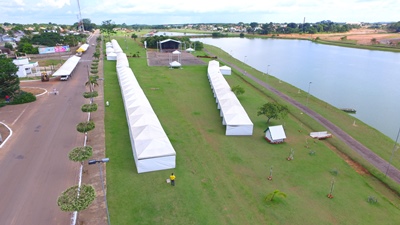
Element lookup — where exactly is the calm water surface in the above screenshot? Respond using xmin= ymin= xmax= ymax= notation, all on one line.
xmin=193 ymin=37 xmax=400 ymax=140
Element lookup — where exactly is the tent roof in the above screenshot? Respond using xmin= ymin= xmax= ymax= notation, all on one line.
xmin=52 ymin=55 xmax=81 ymax=76
xmin=186 ymin=48 xmax=194 ymax=52
xmin=135 ymin=137 xmax=176 ymax=159
xmin=160 ymin=39 xmax=181 ymax=44
xmin=220 ymin=65 xmax=231 ymax=70
xmin=170 ymin=61 xmax=181 ymax=67
xmin=172 ymin=50 xmax=181 ymax=54
xmin=131 ymin=125 xmax=166 ymax=140
xmin=267 ymin=125 xmax=286 ymax=140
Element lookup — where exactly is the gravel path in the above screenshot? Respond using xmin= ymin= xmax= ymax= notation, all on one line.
xmin=207 ymin=49 xmax=400 ymax=184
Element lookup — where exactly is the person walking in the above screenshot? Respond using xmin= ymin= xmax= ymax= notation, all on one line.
xmin=169 ymin=173 xmax=176 ymax=186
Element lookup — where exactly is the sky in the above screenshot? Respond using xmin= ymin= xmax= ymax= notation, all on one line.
xmin=1 ymin=0 xmax=399 ymax=25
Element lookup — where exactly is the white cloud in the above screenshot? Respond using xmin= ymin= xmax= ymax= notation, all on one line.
xmin=14 ymin=0 xmax=25 ymax=6
xmin=36 ymin=0 xmax=71 ymax=8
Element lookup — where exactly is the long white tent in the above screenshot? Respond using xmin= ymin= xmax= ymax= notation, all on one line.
xmin=113 ymin=39 xmax=176 ymax=173
xmin=52 ymin=55 xmax=81 ymax=77
xmin=208 ymin=60 xmax=253 ymax=135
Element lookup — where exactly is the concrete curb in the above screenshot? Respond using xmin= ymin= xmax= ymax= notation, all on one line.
xmin=0 ymin=122 xmax=13 ymax=148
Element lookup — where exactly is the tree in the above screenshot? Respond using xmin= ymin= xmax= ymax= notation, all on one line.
xmin=131 ymin=33 xmax=138 ymax=40
xmin=17 ymin=42 xmax=39 ymax=54
xmin=85 ymin=75 xmax=99 ymax=92
xmin=265 ymin=190 xmax=287 ymax=202
xmin=92 ymin=51 xmax=100 ymax=60
xmin=100 ymin=20 xmax=117 ymax=41
xmin=4 ymin=42 xmax=13 ymax=50
xmin=0 ymin=55 xmax=20 ymax=98
xmin=57 ymin=184 xmax=96 ymax=212
xmin=257 ymin=102 xmax=289 ymax=123
xmin=68 ymin=146 xmax=93 ymax=164
xmin=231 ymin=85 xmax=245 ymax=96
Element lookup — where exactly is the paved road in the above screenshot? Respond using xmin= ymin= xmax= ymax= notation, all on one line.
xmin=0 ymin=34 xmax=98 ymax=225
xmin=211 ymin=51 xmax=400 ymax=184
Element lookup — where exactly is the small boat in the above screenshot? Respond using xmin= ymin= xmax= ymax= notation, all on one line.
xmin=340 ymin=108 xmax=356 ymax=113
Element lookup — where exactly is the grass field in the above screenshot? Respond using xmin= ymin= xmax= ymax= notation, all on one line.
xmin=104 ymin=36 xmax=400 ymax=224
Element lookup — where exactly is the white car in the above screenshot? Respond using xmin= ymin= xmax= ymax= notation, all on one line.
xmin=60 ymin=75 xmax=69 ymax=81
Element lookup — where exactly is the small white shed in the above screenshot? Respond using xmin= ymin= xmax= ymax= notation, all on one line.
xmin=264 ymin=125 xmax=286 ymax=144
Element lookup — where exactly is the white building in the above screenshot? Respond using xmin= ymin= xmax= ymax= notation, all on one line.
xmin=12 ymin=58 xmax=40 ymax=78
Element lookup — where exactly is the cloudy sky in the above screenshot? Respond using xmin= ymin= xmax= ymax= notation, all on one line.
xmin=1 ymin=0 xmax=399 ymax=25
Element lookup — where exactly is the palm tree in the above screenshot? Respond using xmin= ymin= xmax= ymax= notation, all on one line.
xmin=92 ymin=51 xmax=100 ymax=60
xmin=85 ymin=76 xmax=99 ymax=92
xmin=265 ymin=190 xmax=287 ymax=202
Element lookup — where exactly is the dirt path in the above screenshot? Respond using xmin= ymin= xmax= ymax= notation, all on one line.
xmin=206 ymin=49 xmax=400 ymax=184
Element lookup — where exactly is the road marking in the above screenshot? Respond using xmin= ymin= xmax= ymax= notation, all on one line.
xmin=12 ymin=106 xmax=28 ymax=126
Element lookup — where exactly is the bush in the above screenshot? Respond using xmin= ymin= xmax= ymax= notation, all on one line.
xmin=81 ymin=103 xmax=98 ymax=112
xmin=83 ymin=91 xmax=98 ymax=98
xmin=8 ymin=91 xmax=36 ymax=105
xmin=330 ymin=168 xmax=339 ymax=176
xmin=57 ymin=184 xmax=96 ymax=212
xmin=90 ymin=70 xmax=98 ymax=74
xmin=91 ymin=66 xmax=97 ymax=70
xmin=367 ymin=196 xmax=378 ymax=204
xmin=76 ymin=121 xmax=95 ymax=133
xmin=93 ymin=60 xmax=99 ymax=63
xmin=69 ymin=146 xmax=93 ymax=162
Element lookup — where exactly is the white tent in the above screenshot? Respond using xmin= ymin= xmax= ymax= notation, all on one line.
xmin=265 ymin=125 xmax=286 ymax=144
xmin=106 ymin=47 xmax=115 ymax=54
xmin=220 ymin=65 xmax=232 ymax=75
xmin=207 ymin=60 xmax=253 ymax=136
xmin=53 ymin=55 xmax=81 ymax=77
xmin=114 ymin=39 xmax=176 ymax=173
xmin=310 ymin=131 xmax=332 ymax=139
xmin=107 ymin=52 xmax=117 ymax=61
xmin=169 ymin=61 xmax=181 ymax=68
xmin=185 ymin=47 xmax=194 ymax=52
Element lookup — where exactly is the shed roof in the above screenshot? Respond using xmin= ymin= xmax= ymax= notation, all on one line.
xmin=266 ymin=125 xmax=286 ymax=140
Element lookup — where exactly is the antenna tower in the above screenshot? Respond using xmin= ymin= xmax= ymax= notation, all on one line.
xmin=77 ymin=0 xmax=85 ymax=32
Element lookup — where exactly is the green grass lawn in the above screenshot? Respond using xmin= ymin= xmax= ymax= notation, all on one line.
xmin=104 ymin=36 xmax=400 ymax=224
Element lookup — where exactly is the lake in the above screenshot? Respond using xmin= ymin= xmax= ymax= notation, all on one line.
xmin=192 ymin=37 xmax=400 ymax=140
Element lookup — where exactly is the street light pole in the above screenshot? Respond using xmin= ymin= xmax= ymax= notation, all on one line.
xmin=306 ymin=82 xmax=312 ymax=107
xmin=88 ymin=158 xmax=111 ymax=225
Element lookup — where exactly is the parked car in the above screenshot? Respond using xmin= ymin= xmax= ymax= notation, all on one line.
xmin=60 ymin=75 xmax=69 ymax=81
